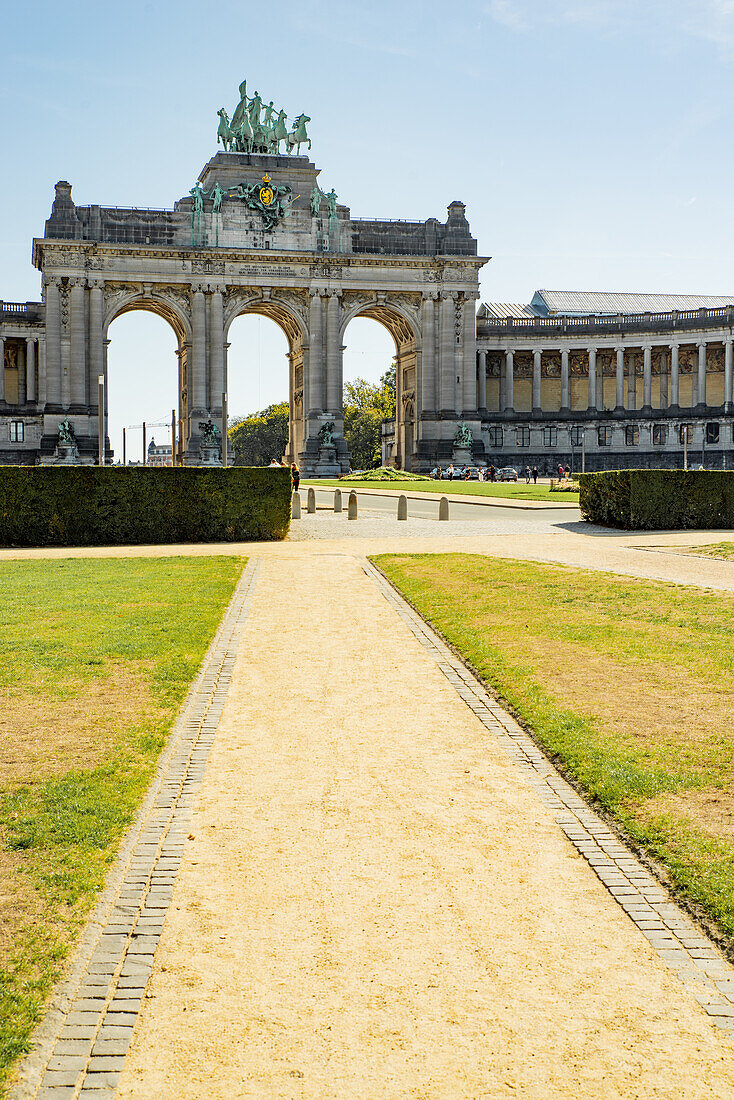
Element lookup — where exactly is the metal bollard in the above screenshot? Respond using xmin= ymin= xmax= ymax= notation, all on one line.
xmin=307 ymin=486 xmax=316 ymax=513
xmin=397 ymin=494 xmax=407 ymax=520
xmin=438 ymin=495 xmax=449 ymax=521
xmin=291 ymin=491 xmax=301 ymax=519
xmin=348 ymin=491 xmax=358 ymax=520
xmin=334 ymin=488 xmax=342 ymax=513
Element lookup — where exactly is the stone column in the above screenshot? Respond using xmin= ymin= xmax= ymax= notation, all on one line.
xmin=25 ymin=338 xmax=36 ymax=403
xmin=39 ymin=339 xmax=47 ymax=405
xmin=88 ymin=281 xmax=104 ymax=410
xmin=587 ymin=347 xmax=597 ymax=411
xmin=478 ymin=349 xmax=487 ymax=411
xmin=670 ymin=342 xmax=679 ymax=407
xmin=725 ymin=338 xmax=733 ymax=411
xmin=17 ymin=342 xmax=26 ymax=406
xmin=69 ymin=277 xmax=87 ymax=408
xmin=532 ymin=348 xmax=542 ymax=411
xmin=326 ymin=291 xmax=342 ymax=414
xmin=44 ymin=276 xmax=62 ymax=407
xmin=191 ymin=286 xmax=207 ymax=412
xmin=697 ymin=340 xmax=707 ymax=407
xmin=0 ymin=337 xmax=5 ymax=403
xmin=308 ymin=291 xmax=323 ymax=414
xmin=440 ymin=292 xmax=455 ymax=412
xmin=642 ymin=344 xmax=652 ymax=410
xmin=103 ymin=339 xmax=110 ymax=422
xmin=560 ymin=349 xmax=570 ymax=410
xmin=627 ymin=351 xmax=636 ymax=410
xmin=462 ymin=295 xmax=477 ymax=415
xmin=615 ymin=346 xmax=625 ymax=409
xmin=659 ymin=348 xmax=668 ymax=409
xmin=420 ymin=293 xmax=436 ymax=416
xmin=209 ymin=287 xmax=225 ymax=416
xmin=503 ymin=349 xmax=514 ymax=412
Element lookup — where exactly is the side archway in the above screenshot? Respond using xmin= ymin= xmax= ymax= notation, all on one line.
xmin=103 ymin=288 xmax=193 ymax=459
xmin=104 ymin=296 xmax=187 ymax=463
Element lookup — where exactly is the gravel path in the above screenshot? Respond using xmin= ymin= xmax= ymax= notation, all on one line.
xmin=114 ymin=552 xmax=734 ymax=1099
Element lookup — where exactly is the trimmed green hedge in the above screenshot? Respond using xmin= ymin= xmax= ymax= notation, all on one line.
xmin=0 ymin=466 xmax=292 ymax=546
xmin=579 ymin=469 xmax=734 ymax=530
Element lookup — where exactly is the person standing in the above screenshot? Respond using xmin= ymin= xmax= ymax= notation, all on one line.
xmin=532 ymin=465 xmax=538 ymax=484
xmin=557 ymin=462 xmax=564 ymax=481
xmin=525 ymin=465 xmax=531 ymax=484
xmin=489 ymin=464 xmax=496 ymax=482
xmin=291 ymin=462 xmax=300 ymax=491
xmin=564 ymin=463 xmax=571 ymax=480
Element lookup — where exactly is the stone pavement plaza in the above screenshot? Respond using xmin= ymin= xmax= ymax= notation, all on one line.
xmin=9 ymin=505 xmax=734 ymax=1099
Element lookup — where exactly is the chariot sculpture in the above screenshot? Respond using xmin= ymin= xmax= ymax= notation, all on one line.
xmin=217 ymin=79 xmax=311 ymax=156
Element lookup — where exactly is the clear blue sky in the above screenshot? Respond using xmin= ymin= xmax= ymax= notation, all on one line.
xmin=3 ymin=1 xmax=733 ymax=459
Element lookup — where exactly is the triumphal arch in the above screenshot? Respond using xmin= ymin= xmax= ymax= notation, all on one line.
xmin=2 ymin=79 xmax=484 ymax=472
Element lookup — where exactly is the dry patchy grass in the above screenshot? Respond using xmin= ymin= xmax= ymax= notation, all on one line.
xmin=687 ymin=541 xmax=734 ymax=562
xmin=0 ymin=662 xmax=155 ymax=790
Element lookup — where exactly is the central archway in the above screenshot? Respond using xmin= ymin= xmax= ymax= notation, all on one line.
xmin=341 ymin=300 xmax=419 ymax=470
xmin=224 ymin=294 xmax=308 ymax=463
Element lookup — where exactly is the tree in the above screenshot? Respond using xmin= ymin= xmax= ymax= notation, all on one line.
xmin=228 ymin=402 xmax=289 ymax=466
xmin=343 ymin=405 xmax=383 ymax=470
xmin=380 ymin=363 xmax=396 ymax=414
xmin=343 ymin=368 xmax=396 ymax=470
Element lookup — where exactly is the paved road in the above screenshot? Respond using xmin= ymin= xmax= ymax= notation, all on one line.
xmin=310 ymin=484 xmax=580 ymax=525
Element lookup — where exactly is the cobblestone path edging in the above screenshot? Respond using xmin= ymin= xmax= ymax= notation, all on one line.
xmin=363 ymin=558 xmax=734 ymax=1036
xmin=10 ymin=559 xmax=260 ymax=1100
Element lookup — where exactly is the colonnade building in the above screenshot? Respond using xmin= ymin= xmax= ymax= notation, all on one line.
xmin=475 ymin=290 xmax=734 ymax=472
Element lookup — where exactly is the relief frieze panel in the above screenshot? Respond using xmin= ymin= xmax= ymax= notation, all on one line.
xmin=155 ymin=286 xmax=191 ymax=313
xmin=570 ymin=352 xmax=587 ymax=377
xmin=542 ymin=354 xmax=561 ymax=377
xmin=486 ymin=353 xmax=502 ymax=377
xmin=44 ymin=249 xmax=80 ymax=268
xmin=342 ymin=291 xmax=375 ymax=312
xmin=192 ymin=259 xmax=225 ymax=275
xmin=271 ymin=288 xmax=309 ymax=315
xmin=513 ymin=352 xmax=532 ymax=379
xmin=59 ymin=283 xmax=70 ymax=333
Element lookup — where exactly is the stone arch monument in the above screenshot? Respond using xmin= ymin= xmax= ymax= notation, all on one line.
xmin=16 ymin=80 xmax=485 ymax=472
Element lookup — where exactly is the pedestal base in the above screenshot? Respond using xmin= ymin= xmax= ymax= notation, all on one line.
xmin=198 ymin=445 xmax=222 ymax=467
xmin=40 ymin=442 xmax=83 ymax=465
xmin=314 ymin=444 xmax=342 ymax=477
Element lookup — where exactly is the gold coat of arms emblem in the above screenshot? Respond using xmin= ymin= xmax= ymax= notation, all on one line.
xmin=259 ymin=175 xmax=274 ymax=206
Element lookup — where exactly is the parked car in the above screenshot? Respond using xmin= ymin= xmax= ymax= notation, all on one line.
xmin=497 ymin=466 xmax=518 ymax=482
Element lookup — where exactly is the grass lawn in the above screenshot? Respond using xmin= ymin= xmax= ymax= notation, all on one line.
xmin=304 ymin=478 xmax=578 ymax=503
xmin=688 ymin=542 xmax=734 ymax=561
xmin=373 ymin=552 xmax=734 ymax=945
xmin=0 ymin=556 xmax=243 ymax=1094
